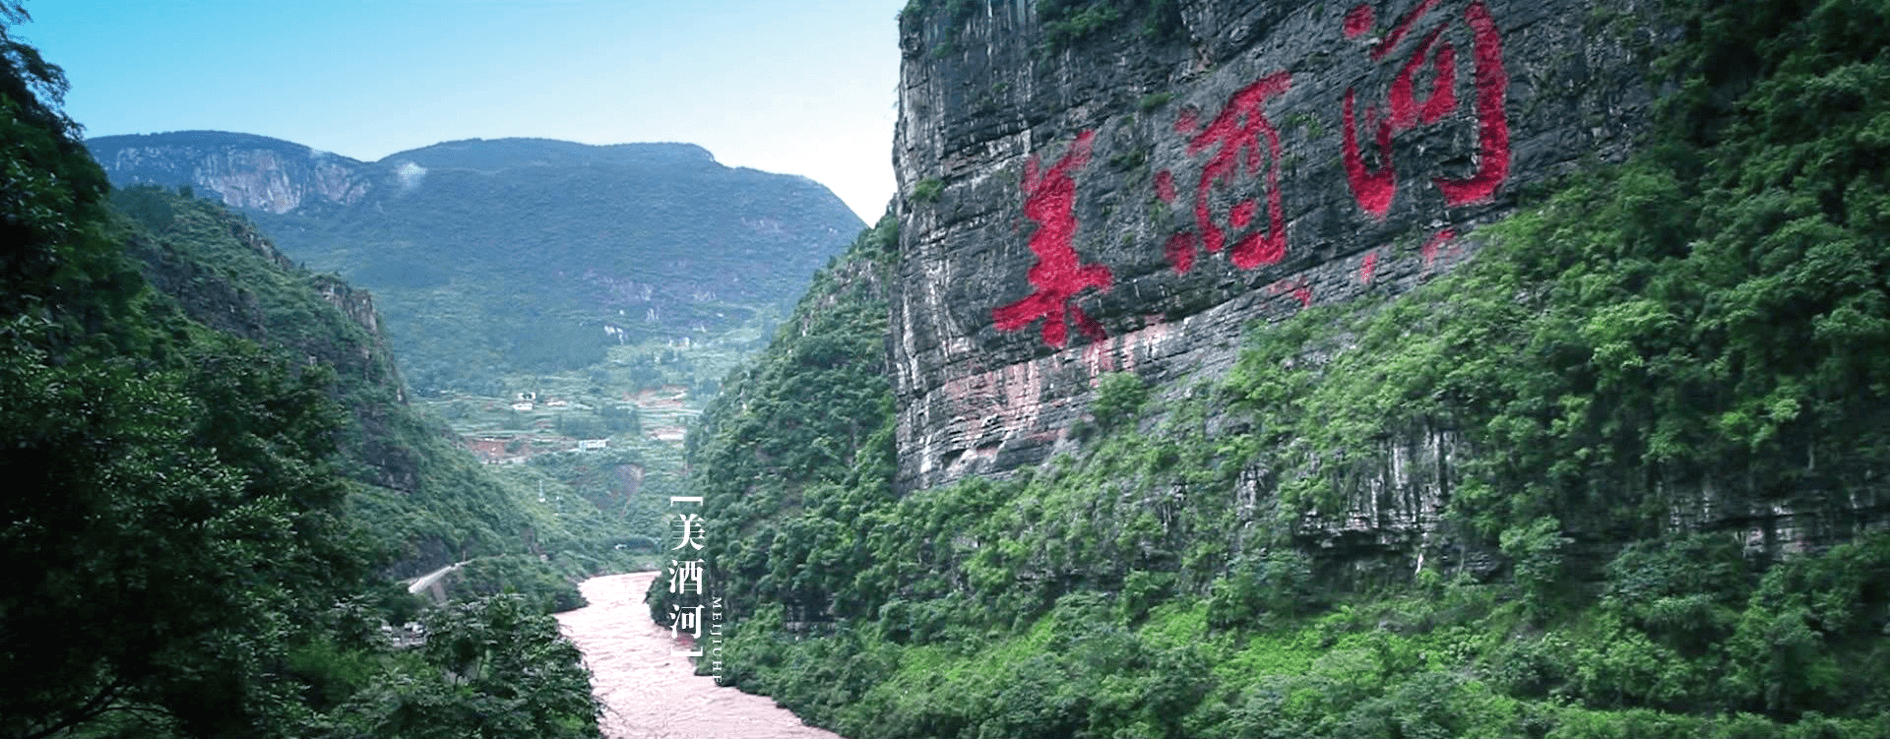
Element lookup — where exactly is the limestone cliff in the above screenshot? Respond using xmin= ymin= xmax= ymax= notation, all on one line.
xmin=90 ymin=131 xmax=374 ymax=213
xmin=890 ymin=0 xmax=1664 ymax=491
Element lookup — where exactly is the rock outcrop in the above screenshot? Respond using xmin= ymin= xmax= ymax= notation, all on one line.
xmin=90 ymin=131 xmax=374 ymax=213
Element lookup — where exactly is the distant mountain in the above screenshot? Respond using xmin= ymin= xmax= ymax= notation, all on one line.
xmin=87 ymin=132 xmax=866 ymax=394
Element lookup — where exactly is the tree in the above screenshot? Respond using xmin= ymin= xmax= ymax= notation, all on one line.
xmin=324 ymin=596 xmax=601 ymax=739
xmin=0 ymin=322 xmax=378 ymax=738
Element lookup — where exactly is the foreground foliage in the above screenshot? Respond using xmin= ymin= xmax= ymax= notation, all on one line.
xmin=0 ymin=7 xmax=602 ymax=735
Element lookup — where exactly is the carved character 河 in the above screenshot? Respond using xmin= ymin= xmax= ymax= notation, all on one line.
xmin=1340 ymin=0 xmax=1509 ymax=218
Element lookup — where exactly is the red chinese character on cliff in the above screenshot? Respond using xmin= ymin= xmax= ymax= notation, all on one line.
xmin=993 ymin=131 xmax=1111 ymax=348
xmin=1156 ymin=71 xmax=1294 ymax=273
xmin=1340 ymin=0 xmax=1509 ymax=218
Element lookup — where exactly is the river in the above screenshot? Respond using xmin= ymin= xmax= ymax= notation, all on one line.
xmin=556 ymin=571 xmax=843 ymax=739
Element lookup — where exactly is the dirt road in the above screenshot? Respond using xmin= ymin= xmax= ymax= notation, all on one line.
xmin=403 ymin=560 xmax=466 ymax=595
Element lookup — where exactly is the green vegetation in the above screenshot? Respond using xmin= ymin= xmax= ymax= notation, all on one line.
xmin=89 ymin=132 xmax=860 ymax=399
xmin=0 ymin=9 xmax=606 ymax=735
xmin=99 ymin=131 xmax=857 ymax=573
xmin=654 ymin=213 xmax=900 ymax=624
xmin=899 ymin=0 xmax=1184 ymax=57
xmin=1038 ymin=0 xmax=1185 ymax=50
xmin=298 ymin=593 xmax=599 ymax=739
xmin=446 ymin=555 xmax=589 ymax=614
xmin=911 ymin=176 xmax=944 ymax=203
xmin=1038 ymin=0 xmax=1123 ymax=47
xmin=687 ymin=0 xmax=1890 ymax=737
xmin=899 ymin=0 xmax=983 ymax=42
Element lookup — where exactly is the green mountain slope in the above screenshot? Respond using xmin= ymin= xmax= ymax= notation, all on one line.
xmin=683 ymin=1 xmax=1890 ymax=737
xmin=112 ymin=184 xmax=653 ymax=579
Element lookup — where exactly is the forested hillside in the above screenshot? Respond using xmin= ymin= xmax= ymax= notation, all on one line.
xmin=0 ymin=8 xmax=613 ymax=735
xmin=109 ymin=184 xmax=655 ymax=581
xmin=688 ymin=1 xmax=1890 ymax=737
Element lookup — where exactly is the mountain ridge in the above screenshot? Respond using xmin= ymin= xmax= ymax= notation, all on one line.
xmin=86 ymin=130 xmax=866 ymax=395
xmin=88 ymin=129 xmax=725 ymax=173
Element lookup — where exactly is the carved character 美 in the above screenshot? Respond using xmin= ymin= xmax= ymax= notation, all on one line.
xmin=993 ymin=131 xmax=1112 ymax=347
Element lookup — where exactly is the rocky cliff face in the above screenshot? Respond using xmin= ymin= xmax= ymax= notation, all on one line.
xmin=890 ymin=0 xmax=1665 ymax=493
xmin=90 ymin=131 xmax=374 ymax=213
xmin=887 ymin=0 xmax=1890 ymax=567
xmin=311 ymin=273 xmax=408 ymax=405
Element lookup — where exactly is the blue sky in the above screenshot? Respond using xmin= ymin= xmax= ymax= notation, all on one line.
xmin=18 ymin=0 xmax=906 ymax=221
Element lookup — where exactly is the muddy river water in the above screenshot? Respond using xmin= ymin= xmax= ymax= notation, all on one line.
xmin=556 ymin=571 xmax=843 ymax=739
